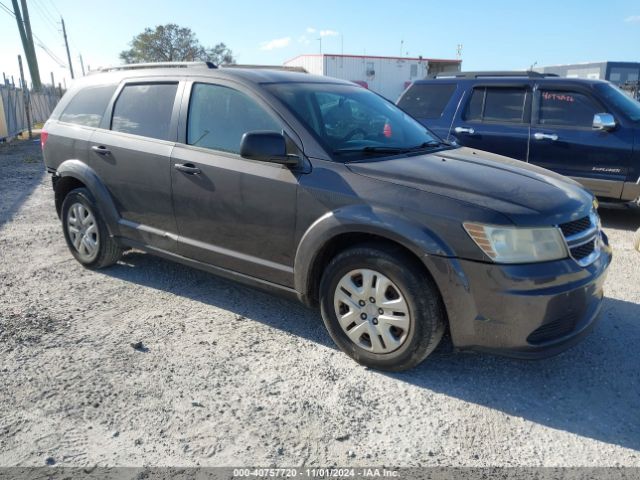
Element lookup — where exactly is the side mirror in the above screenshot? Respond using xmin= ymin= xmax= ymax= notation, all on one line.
xmin=240 ymin=131 xmax=299 ymax=166
xmin=593 ymin=113 xmax=616 ymax=131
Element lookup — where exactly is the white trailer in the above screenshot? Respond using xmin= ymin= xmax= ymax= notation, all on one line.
xmin=284 ymin=53 xmax=461 ymax=100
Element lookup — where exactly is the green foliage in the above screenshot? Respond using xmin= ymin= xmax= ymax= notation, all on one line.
xmin=119 ymin=24 xmax=235 ymax=65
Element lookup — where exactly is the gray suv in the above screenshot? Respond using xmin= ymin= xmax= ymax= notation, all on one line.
xmin=42 ymin=62 xmax=612 ymax=371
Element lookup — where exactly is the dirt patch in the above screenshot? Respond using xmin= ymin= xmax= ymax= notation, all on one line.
xmin=1 ymin=141 xmax=639 ymax=467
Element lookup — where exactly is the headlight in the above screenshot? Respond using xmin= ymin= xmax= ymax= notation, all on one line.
xmin=463 ymin=223 xmax=568 ymax=263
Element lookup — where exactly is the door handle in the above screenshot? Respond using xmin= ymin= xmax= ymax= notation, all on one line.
xmin=91 ymin=145 xmax=111 ymax=155
xmin=454 ymin=126 xmax=475 ymax=135
xmin=533 ymin=132 xmax=559 ymax=141
xmin=174 ymin=163 xmax=201 ymax=175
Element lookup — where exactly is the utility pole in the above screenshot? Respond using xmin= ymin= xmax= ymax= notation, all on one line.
xmin=18 ymin=55 xmax=33 ymax=140
xmin=79 ymin=54 xmax=86 ymax=76
xmin=61 ymin=17 xmax=74 ymax=79
xmin=11 ymin=0 xmax=41 ymax=90
xmin=20 ymin=0 xmax=41 ymax=90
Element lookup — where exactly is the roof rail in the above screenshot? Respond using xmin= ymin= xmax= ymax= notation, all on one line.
xmin=431 ymin=70 xmax=558 ymax=79
xmin=92 ymin=61 xmax=217 ymax=74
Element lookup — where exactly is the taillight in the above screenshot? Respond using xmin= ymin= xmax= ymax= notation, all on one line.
xmin=40 ymin=130 xmax=48 ymax=150
xmin=383 ymin=122 xmax=392 ymax=138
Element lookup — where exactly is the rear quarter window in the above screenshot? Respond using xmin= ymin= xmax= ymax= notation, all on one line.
xmin=59 ymin=84 xmax=117 ymax=127
xmin=111 ymin=83 xmax=178 ymax=140
xmin=397 ymin=83 xmax=456 ymax=119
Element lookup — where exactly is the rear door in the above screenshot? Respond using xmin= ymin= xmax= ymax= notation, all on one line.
xmin=528 ymin=85 xmax=633 ymax=199
xmin=90 ymin=80 xmax=183 ymax=251
xmin=170 ymin=80 xmax=300 ymax=287
xmin=450 ymin=84 xmax=532 ymax=161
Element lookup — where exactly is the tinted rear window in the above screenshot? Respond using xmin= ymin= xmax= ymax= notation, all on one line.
xmin=111 ymin=83 xmax=178 ymax=140
xmin=397 ymin=84 xmax=456 ymax=119
xmin=59 ymin=84 xmax=117 ymax=127
xmin=464 ymin=87 xmax=527 ymax=123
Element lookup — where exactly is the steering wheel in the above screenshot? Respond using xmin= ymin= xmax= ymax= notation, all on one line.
xmin=341 ymin=128 xmax=367 ymax=142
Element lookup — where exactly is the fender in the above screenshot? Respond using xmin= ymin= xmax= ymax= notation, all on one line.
xmin=55 ymin=159 xmax=121 ymax=237
xmin=294 ymin=204 xmax=456 ymax=299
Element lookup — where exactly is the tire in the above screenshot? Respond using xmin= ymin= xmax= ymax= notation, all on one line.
xmin=319 ymin=243 xmax=445 ymax=371
xmin=634 ymin=227 xmax=640 ymax=253
xmin=60 ymin=187 xmax=122 ymax=269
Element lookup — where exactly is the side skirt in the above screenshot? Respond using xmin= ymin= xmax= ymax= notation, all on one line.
xmin=118 ymin=238 xmax=305 ymax=305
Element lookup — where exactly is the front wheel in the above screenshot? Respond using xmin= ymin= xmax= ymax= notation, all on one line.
xmin=319 ymin=244 xmax=445 ymax=371
xmin=61 ymin=188 xmax=122 ymax=269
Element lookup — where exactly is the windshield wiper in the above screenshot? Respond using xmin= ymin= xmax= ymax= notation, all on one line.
xmin=406 ymin=140 xmax=445 ymax=151
xmin=333 ymin=146 xmax=411 ymax=156
xmin=333 ymin=141 xmax=446 ymax=156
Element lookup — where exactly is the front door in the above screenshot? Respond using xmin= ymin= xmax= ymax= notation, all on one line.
xmin=450 ymin=85 xmax=531 ymax=161
xmin=171 ymin=81 xmax=299 ymax=287
xmin=528 ymin=87 xmax=634 ymax=199
xmin=90 ymin=81 xmax=182 ymax=251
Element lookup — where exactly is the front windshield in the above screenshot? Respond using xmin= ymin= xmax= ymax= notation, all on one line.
xmin=594 ymin=83 xmax=640 ymax=122
xmin=266 ymin=82 xmax=444 ymax=160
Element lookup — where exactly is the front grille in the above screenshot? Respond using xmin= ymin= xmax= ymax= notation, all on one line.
xmin=559 ymin=216 xmax=591 ymax=237
xmin=527 ymin=313 xmax=578 ymax=344
xmin=571 ymin=240 xmax=595 ymax=260
xmin=557 ymin=212 xmax=600 ymax=267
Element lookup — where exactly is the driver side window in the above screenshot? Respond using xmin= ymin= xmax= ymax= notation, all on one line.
xmin=537 ymin=90 xmax=599 ymax=128
xmin=187 ymin=83 xmax=281 ymax=154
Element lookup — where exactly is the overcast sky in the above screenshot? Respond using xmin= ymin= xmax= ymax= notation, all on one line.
xmin=1 ymin=0 xmax=639 ymax=89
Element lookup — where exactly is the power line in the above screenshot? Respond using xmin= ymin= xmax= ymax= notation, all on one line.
xmin=31 ymin=10 xmax=60 ymax=41
xmin=0 ymin=0 xmax=15 ymax=17
xmin=45 ymin=0 xmax=59 ymax=16
xmin=2 ymin=0 xmax=67 ymax=72
xmin=36 ymin=40 xmax=66 ymax=67
xmin=31 ymin=0 xmax=58 ymax=32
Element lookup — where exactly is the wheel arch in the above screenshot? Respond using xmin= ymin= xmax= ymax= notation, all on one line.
xmin=294 ymin=206 xmax=455 ymax=307
xmin=54 ymin=159 xmax=120 ymax=236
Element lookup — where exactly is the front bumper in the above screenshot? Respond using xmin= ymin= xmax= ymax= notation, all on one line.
xmin=430 ymin=233 xmax=612 ymax=358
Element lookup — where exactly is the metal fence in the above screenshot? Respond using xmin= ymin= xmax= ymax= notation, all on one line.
xmin=0 ymin=85 xmax=59 ymax=140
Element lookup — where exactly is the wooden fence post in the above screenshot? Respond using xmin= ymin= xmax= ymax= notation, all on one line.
xmin=18 ymin=55 xmax=32 ymax=140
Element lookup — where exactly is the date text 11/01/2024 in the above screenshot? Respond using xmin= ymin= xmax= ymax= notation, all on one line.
xmin=233 ymin=468 xmax=399 ymax=478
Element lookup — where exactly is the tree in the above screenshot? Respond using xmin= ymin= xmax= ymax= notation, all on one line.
xmin=119 ymin=24 xmax=235 ymax=65
xmin=204 ymin=43 xmax=235 ymax=66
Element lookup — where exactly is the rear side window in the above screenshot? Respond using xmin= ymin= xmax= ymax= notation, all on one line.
xmin=187 ymin=83 xmax=280 ymax=154
xmin=538 ymin=91 xmax=599 ymax=127
xmin=464 ymin=87 xmax=528 ymax=123
xmin=397 ymin=84 xmax=456 ymax=119
xmin=59 ymin=85 xmax=117 ymax=127
xmin=111 ymin=83 xmax=178 ymax=140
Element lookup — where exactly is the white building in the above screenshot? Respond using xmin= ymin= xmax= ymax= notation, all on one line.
xmin=284 ymin=53 xmax=461 ymax=100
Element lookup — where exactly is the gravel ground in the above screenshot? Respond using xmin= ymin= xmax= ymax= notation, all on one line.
xmin=1 ymin=139 xmax=639 ymax=468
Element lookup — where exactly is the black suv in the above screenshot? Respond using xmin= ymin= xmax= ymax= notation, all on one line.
xmin=397 ymin=71 xmax=640 ymax=203
xmin=42 ymin=63 xmax=611 ymax=371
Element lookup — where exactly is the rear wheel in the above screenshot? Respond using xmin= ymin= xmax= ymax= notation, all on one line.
xmin=61 ymin=188 xmax=121 ymax=269
xmin=319 ymin=244 xmax=445 ymax=371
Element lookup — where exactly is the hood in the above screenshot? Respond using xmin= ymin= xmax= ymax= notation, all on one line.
xmin=346 ymin=147 xmax=594 ymax=226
